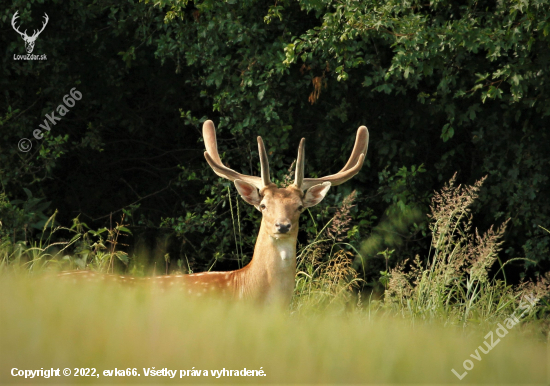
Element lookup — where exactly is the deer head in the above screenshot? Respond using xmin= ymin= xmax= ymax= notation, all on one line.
xmin=11 ymin=11 xmax=49 ymax=54
xmin=202 ymin=120 xmax=368 ymax=240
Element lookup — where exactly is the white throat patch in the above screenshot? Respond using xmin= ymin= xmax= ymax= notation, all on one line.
xmin=275 ymin=239 xmax=295 ymax=266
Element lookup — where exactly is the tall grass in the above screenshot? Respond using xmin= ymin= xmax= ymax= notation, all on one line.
xmin=383 ymin=175 xmax=550 ymax=328
xmin=293 ymin=190 xmax=364 ymax=313
xmin=0 ymin=212 xmax=131 ymax=274
xmin=2 ymin=175 xmax=549 ymax=325
xmin=0 ymin=274 xmax=547 ymax=384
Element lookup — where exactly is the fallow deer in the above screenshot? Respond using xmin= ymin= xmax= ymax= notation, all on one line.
xmin=61 ymin=120 xmax=368 ymax=307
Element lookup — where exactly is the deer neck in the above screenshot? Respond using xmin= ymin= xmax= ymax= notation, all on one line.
xmin=236 ymin=219 xmax=297 ymax=306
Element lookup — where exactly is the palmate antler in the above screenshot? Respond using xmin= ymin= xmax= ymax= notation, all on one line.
xmin=203 ymin=120 xmax=272 ymax=190
xmin=202 ymin=120 xmax=369 ymax=191
xmin=297 ymin=126 xmax=368 ymax=190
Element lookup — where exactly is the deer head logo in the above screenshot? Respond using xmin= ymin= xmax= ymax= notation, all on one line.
xmin=11 ymin=11 xmax=49 ymax=54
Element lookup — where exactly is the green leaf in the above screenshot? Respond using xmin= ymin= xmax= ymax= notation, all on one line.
xmin=117 ymin=226 xmax=133 ymax=235
xmin=441 ymin=123 xmax=454 ymax=142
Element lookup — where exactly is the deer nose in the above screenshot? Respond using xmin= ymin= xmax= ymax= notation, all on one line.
xmin=275 ymin=222 xmax=291 ymax=234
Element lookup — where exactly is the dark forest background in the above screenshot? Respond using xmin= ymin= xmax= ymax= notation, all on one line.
xmin=1 ymin=0 xmax=549 ymax=287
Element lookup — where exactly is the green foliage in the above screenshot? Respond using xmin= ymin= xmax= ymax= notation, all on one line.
xmin=0 ymin=211 xmax=132 ymax=274
xmin=0 ymin=189 xmax=51 ymax=244
xmin=1 ymin=0 xmax=548 ymax=279
xmin=282 ymin=0 xmax=550 ymax=265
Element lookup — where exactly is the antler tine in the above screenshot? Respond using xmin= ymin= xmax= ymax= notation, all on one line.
xmin=34 ymin=13 xmax=49 ymax=37
xmin=337 ymin=126 xmax=369 ymax=173
xmin=202 ymin=120 xmax=264 ymax=189
xmin=257 ymin=136 xmax=272 ymax=187
xmin=203 ymin=120 xmax=223 ymax=165
xmin=293 ymin=138 xmax=305 ymax=189
xmin=301 ymin=126 xmax=369 ymax=190
xmin=11 ymin=11 xmax=25 ymax=37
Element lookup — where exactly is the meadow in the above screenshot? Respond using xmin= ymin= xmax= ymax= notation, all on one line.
xmin=0 ymin=274 xmax=547 ymax=385
xmin=1 ymin=177 xmax=548 ymax=385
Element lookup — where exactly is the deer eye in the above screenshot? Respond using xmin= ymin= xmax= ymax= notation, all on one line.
xmin=297 ymin=205 xmax=304 ymax=212
xmin=259 ymin=204 xmax=266 ymax=210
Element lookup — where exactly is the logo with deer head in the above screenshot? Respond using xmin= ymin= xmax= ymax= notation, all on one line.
xmin=11 ymin=11 xmax=49 ymax=54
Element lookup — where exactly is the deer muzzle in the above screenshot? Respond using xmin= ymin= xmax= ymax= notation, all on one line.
xmin=275 ymin=221 xmax=292 ymax=234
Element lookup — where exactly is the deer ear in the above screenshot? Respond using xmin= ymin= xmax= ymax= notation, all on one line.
xmin=234 ymin=180 xmax=262 ymax=207
xmin=303 ymin=182 xmax=331 ymax=208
